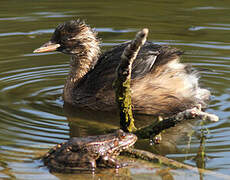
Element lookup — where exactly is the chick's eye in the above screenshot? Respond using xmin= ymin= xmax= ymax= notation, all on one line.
xmin=121 ymin=132 xmax=126 ymax=138
xmin=118 ymin=132 xmax=126 ymax=139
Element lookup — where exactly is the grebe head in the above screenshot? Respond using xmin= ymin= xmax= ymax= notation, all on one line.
xmin=34 ymin=20 xmax=99 ymax=55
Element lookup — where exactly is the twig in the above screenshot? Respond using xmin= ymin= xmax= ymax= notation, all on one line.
xmin=135 ymin=106 xmax=219 ymax=139
xmin=114 ymin=28 xmax=149 ymax=132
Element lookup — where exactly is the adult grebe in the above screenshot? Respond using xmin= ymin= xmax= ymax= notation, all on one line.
xmin=34 ymin=20 xmax=210 ymax=116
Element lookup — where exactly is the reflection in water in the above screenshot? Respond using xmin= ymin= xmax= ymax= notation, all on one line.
xmin=0 ymin=0 xmax=230 ymax=179
xmin=195 ymin=128 xmax=207 ymax=180
xmin=64 ymin=103 xmax=120 ymax=137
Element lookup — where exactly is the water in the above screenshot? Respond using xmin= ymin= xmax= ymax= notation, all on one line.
xmin=0 ymin=0 xmax=230 ymax=179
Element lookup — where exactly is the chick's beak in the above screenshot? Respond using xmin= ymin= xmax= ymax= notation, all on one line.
xmin=33 ymin=41 xmax=60 ymax=53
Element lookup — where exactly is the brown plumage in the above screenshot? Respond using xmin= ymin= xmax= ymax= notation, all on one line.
xmin=34 ymin=20 xmax=210 ymax=116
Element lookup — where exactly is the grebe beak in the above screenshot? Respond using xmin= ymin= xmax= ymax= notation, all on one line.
xmin=33 ymin=41 xmax=60 ymax=53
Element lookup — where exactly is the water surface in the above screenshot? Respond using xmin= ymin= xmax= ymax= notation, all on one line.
xmin=0 ymin=0 xmax=230 ymax=179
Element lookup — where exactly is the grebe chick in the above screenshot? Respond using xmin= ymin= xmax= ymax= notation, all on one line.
xmin=34 ymin=20 xmax=210 ymax=116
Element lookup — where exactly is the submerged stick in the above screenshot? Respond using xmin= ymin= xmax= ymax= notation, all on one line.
xmin=122 ymin=148 xmax=230 ymax=180
xmin=114 ymin=28 xmax=149 ymax=132
xmin=135 ymin=106 xmax=219 ymax=139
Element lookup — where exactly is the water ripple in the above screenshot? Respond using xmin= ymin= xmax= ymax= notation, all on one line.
xmin=0 ymin=4 xmax=230 ymax=178
xmin=0 ymin=28 xmax=136 ymax=37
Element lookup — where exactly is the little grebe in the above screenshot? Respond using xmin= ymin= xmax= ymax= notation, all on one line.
xmin=34 ymin=20 xmax=210 ymax=116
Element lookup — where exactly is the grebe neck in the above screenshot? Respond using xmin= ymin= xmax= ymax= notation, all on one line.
xmin=63 ymin=29 xmax=100 ymax=103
